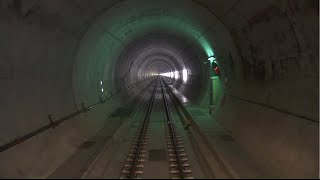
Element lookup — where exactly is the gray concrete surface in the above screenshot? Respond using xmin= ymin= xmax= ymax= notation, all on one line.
xmin=0 ymin=0 xmax=318 ymax=178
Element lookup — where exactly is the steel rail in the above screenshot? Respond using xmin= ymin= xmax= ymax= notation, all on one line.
xmin=161 ymin=77 xmax=188 ymax=179
xmin=120 ymin=77 xmax=158 ymax=179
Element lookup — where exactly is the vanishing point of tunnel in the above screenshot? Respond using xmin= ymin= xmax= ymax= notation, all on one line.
xmin=0 ymin=0 xmax=319 ymax=179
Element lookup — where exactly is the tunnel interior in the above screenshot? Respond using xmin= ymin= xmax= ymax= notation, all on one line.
xmin=72 ymin=0 xmax=230 ymax=109
xmin=114 ymin=32 xmax=210 ymax=106
xmin=0 ymin=0 xmax=318 ymax=178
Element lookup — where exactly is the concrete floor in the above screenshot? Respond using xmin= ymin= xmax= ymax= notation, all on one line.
xmin=43 ymin=80 xmax=319 ymax=179
xmin=48 ymin=83 xmax=211 ymax=179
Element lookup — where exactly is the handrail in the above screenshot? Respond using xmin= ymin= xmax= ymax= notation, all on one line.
xmin=226 ymin=93 xmax=319 ymax=123
xmin=0 ymin=77 xmax=157 ymax=153
xmin=164 ymin=77 xmax=318 ymax=123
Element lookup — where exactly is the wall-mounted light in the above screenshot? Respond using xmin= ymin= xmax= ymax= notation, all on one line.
xmin=208 ymin=56 xmax=216 ymax=63
xmin=182 ymin=68 xmax=188 ymax=83
xmin=174 ymin=71 xmax=179 ymax=80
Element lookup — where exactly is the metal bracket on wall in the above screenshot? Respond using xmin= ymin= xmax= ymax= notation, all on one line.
xmin=48 ymin=114 xmax=55 ymax=129
xmin=0 ymin=76 xmax=157 ymax=153
xmin=82 ymin=103 xmax=90 ymax=112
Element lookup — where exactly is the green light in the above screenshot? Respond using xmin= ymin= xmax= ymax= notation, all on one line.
xmin=196 ymin=35 xmax=214 ymax=58
xmin=208 ymin=56 xmax=216 ymax=63
xmin=208 ymin=56 xmax=215 ymax=61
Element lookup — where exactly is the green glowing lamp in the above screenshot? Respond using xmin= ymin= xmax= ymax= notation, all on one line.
xmin=208 ymin=56 xmax=216 ymax=63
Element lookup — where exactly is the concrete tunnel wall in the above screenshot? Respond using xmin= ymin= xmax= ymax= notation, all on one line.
xmin=113 ymin=33 xmax=211 ymax=104
xmin=0 ymin=0 xmax=318 ymax=178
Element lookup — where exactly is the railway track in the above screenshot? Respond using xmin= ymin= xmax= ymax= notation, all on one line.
xmin=120 ymin=79 xmax=157 ymax=179
xmin=160 ymin=78 xmax=193 ymax=179
xmin=120 ymin=77 xmax=193 ymax=179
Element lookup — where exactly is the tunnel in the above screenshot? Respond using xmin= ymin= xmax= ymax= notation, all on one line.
xmin=0 ymin=0 xmax=318 ymax=178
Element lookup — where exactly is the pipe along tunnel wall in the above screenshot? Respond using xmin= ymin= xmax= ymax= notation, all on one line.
xmin=0 ymin=0 xmax=318 ymax=178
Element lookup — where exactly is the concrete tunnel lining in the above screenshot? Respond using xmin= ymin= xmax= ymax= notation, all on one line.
xmin=112 ymin=32 xmax=208 ymax=104
xmin=72 ymin=0 xmax=231 ymax=107
xmin=0 ymin=0 xmax=318 ymax=178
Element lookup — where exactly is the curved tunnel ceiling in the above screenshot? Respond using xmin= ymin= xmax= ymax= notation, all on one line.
xmin=113 ymin=33 xmax=203 ymax=102
xmin=0 ymin=0 xmax=318 ymax=178
xmin=73 ymin=0 xmax=237 ymax=106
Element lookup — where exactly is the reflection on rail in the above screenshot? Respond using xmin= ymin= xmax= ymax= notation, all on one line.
xmin=161 ymin=77 xmax=193 ymax=179
xmin=120 ymin=79 xmax=157 ymax=179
